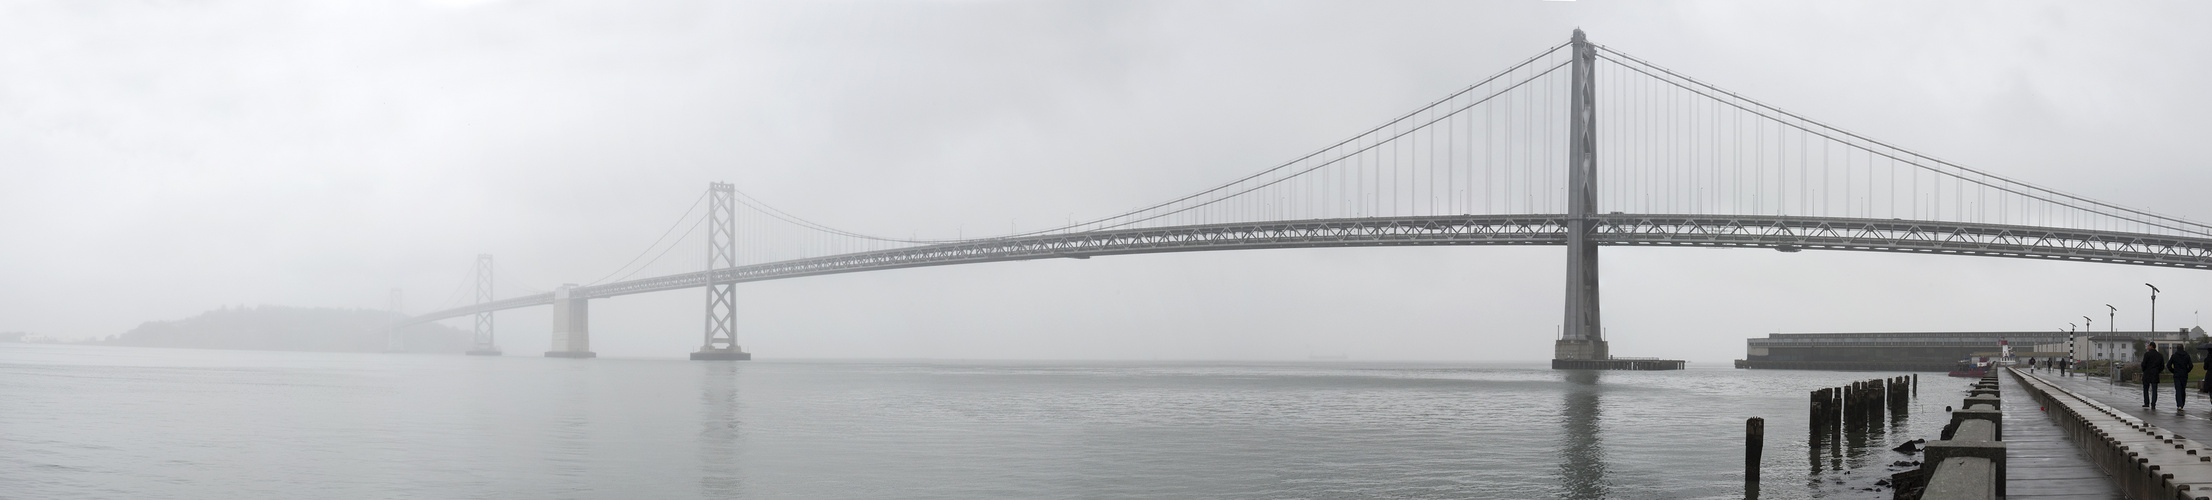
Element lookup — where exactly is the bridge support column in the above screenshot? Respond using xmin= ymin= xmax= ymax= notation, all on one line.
xmin=1554 ymin=28 xmax=1609 ymax=365
xmin=545 ymin=283 xmax=596 ymax=358
xmin=692 ymin=181 xmax=751 ymax=361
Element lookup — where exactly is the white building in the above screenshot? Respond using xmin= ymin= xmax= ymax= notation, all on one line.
xmin=2061 ymin=331 xmax=2193 ymax=362
xmin=2084 ymin=336 xmax=2140 ymax=362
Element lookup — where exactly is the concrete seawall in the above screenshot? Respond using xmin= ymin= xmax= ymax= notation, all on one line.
xmin=1736 ymin=359 xmax=1954 ymax=371
xmin=1905 ymin=372 xmax=2006 ymax=500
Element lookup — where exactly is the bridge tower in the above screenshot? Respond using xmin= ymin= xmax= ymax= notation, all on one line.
xmin=692 ymin=182 xmax=751 ymax=360
xmin=465 ymin=254 xmax=502 ymax=356
xmin=1553 ymin=28 xmax=1608 ymax=364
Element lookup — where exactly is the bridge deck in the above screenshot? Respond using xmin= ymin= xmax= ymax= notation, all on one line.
xmin=400 ymin=214 xmax=2212 ymax=327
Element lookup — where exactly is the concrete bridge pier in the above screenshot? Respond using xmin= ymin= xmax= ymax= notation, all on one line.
xmin=544 ymin=284 xmax=596 ymax=358
xmin=1555 ymin=339 xmax=1609 ymax=361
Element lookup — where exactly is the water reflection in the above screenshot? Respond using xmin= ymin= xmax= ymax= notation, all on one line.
xmin=698 ymin=363 xmax=744 ymax=497
xmin=545 ymin=361 xmax=595 ymax=491
xmin=1558 ymin=370 xmax=1607 ymax=500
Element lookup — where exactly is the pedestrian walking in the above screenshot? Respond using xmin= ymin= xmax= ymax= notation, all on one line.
xmin=2171 ymin=345 xmax=2196 ymax=410
xmin=2145 ymin=344 xmax=2168 ymax=409
xmin=2199 ymin=346 xmax=2212 ymax=406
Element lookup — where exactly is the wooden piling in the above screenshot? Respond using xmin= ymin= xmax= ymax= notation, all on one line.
xmin=1809 ymin=389 xmax=1826 ymax=433
xmin=1873 ymin=379 xmax=1886 ymax=422
xmin=1842 ymin=385 xmax=1854 ymax=427
xmin=1746 ymin=417 xmax=1764 ymax=485
xmin=1831 ymin=387 xmax=1841 ymax=433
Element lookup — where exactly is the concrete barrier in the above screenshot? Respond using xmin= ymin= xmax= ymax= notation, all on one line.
xmin=1943 ymin=405 xmax=2003 ymax=441
xmin=1919 ymin=375 xmax=2006 ymax=500
xmin=1922 ymin=457 xmax=1997 ymax=500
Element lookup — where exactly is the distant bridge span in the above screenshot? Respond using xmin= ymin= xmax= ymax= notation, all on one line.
xmin=399 ymin=213 xmax=2212 ymax=327
xmin=405 ymin=30 xmax=2212 ymax=365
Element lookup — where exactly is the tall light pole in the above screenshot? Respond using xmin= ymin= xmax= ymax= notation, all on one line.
xmin=2149 ymin=283 xmax=2162 ymax=339
xmin=2107 ymin=304 xmax=2117 ymax=333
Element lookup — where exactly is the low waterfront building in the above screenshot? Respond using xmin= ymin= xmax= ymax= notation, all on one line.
xmin=1737 ymin=329 xmax=2196 ymax=371
xmin=1739 ymin=331 xmax=2064 ymax=371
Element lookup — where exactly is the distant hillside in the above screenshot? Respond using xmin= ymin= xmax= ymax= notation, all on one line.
xmin=108 ymin=306 xmax=470 ymax=353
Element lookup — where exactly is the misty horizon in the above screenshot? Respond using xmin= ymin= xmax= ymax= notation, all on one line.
xmin=7 ymin=2 xmax=2211 ymax=364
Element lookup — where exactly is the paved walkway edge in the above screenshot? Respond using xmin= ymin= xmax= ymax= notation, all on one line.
xmin=2011 ymin=367 xmax=2212 ymax=499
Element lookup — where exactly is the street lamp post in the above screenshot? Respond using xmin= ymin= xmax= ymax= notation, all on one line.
xmin=2149 ymin=283 xmax=2162 ymax=339
xmin=2108 ymin=304 xmax=2117 ymax=333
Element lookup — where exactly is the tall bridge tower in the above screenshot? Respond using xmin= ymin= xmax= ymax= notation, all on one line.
xmin=465 ymin=254 xmax=502 ymax=356
xmin=692 ymin=181 xmax=751 ymax=361
xmin=1554 ymin=29 xmax=1607 ymax=364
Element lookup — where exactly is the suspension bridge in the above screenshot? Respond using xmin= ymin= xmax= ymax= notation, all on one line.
xmin=393 ymin=30 xmax=2212 ymax=368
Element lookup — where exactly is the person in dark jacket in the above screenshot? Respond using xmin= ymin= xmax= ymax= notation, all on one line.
xmin=2172 ymin=345 xmax=2196 ymax=409
xmin=2198 ymin=346 xmax=2212 ymax=407
xmin=2145 ymin=344 xmax=2168 ymax=408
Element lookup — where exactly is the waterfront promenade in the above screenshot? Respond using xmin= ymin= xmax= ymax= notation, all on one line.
xmin=2037 ymin=368 xmax=2212 ymax=443
xmin=2001 ymin=369 xmax=2123 ymax=499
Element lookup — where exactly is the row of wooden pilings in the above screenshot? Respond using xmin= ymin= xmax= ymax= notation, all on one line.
xmin=1808 ymin=374 xmax=1917 ymax=437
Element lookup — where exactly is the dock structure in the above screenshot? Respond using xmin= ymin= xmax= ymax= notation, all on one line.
xmin=1549 ymin=358 xmax=1684 ymax=370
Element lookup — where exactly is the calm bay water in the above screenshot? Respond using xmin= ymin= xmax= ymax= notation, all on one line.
xmin=1 ymin=343 xmax=1961 ymax=499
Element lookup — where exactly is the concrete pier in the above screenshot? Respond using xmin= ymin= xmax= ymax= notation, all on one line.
xmin=689 ymin=350 xmax=750 ymax=361
xmin=1553 ymin=339 xmax=1609 ymax=361
xmin=544 ymin=285 xmax=596 ymax=358
xmin=1550 ymin=358 xmax=1684 ymax=370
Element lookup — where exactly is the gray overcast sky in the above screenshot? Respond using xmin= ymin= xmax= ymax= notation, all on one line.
xmin=5 ymin=1 xmax=2211 ymax=363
